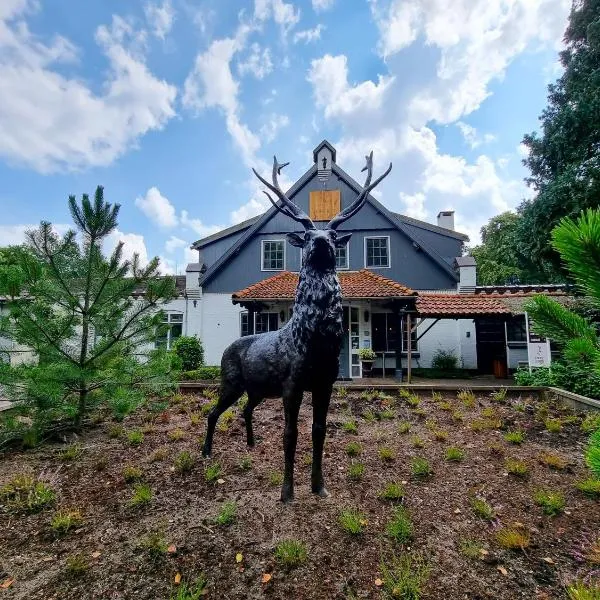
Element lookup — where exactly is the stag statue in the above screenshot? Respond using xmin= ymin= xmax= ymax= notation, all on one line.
xmin=202 ymin=152 xmax=392 ymax=502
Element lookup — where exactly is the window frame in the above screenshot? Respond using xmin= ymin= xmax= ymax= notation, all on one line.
xmin=335 ymin=240 xmax=349 ymax=270
xmin=155 ymin=312 xmax=184 ymax=350
xmin=364 ymin=236 xmax=391 ymax=269
xmin=240 ymin=311 xmax=280 ymax=336
xmin=261 ymin=239 xmax=286 ymax=271
xmin=371 ymin=312 xmax=417 ymax=353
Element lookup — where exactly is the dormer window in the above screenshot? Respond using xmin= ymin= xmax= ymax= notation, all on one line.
xmin=262 ymin=240 xmax=285 ymax=271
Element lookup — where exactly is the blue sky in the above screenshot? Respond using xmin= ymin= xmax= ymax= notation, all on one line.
xmin=0 ymin=0 xmax=571 ymax=273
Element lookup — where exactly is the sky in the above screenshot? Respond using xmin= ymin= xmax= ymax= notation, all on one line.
xmin=0 ymin=0 xmax=572 ymax=274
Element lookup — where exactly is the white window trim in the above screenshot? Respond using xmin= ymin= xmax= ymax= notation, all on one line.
xmin=364 ymin=235 xmax=391 ymax=269
xmin=261 ymin=239 xmax=286 ymax=271
xmin=335 ymin=241 xmax=350 ymax=270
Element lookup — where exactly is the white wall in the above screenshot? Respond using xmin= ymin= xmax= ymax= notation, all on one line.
xmin=201 ymin=293 xmax=245 ymax=365
xmin=459 ymin=319 xmax=477 ymax=369
xmin=416 ymin=318 xmax=460 ymax=368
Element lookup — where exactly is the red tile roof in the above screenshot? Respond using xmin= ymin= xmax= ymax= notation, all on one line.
xmin=416 ymin=293 xmax=511 ymax=317
xmin=232 ymin=270 xmax=416 ymax=302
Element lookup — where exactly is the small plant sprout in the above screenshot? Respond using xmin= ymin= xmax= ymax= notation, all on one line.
xmin=200 ymin=399 xmax=218 ymax=416
xmin=189 ymin=412 xmax=201 ymax=426
xmin=545 ymin=418 xmax=563 ymax=433
xmin=239 ymin=455 xmax=253 ymax=471
xmin=491 ymin=387 xmax=507 ymax=402
xmin=445 ymin=447 xmax=465 ymax=462
xmin=174 ymin=451 xmax=196 ymax=473
xmin=128 ymin=483 xmax=153 ymax=508
xmin=431 ymin=391 xmax=443 ymax=402
xmin=481 ymin=407 xmax=497 ymax=419
xmin=217 ymin=408 xmax=236 ymax=432
xmin=380 ymin=553 xmax=429 ymax=600
xmin=398 ymin=421 xmax=411 ymax=434
xmin=168 ymin=428 xmax=186 ymax=441
xmin=488 ymin=443 xmax=505 ymax=457
xmin=127 ymin=430 xmax=144 ymax=446
xmin=438 ymin=401 xmax=453 ymax=411
xmin=204 ymin=462 xmax=222 ymax=483
xmin=362 ymin=408 xmax=377 ymax=423
xmin=452 ymin=410 xmax=464 ymax=422
xmin=575 ymin=478 xmax=600 ymax=499
xmin=139 ymin=528 xmax=168 ymax=559
xmin=470 ymin=497 xmax=495 ymax=521
xmin=269 ymin=471 xmax=284 ymax=486
xmin=215 ymin=501 xmax=237 ymax=526
xmin=337 ymin=386 xmax=348 ymax=399
xmin=411 ymin=436 xmax=425 ymax=448
xmin=122 ymin=466 xmax=143 ymax=483
xmin=495 ymin=526 xmax=530 ymax=550
xmin=538 ymin=452 xmax=567 ymax=470
xmin=108 ymin=424 xmax=124 ymax=439
xmin=534 ymin=489 xmax=566 ymax=516
xmin=274 ymin=539 xmax=308 ymax=567
xmin=505 ymin=458 xmax=530 ymax=478
xmin=581 ymin=413 xmax=600 ymax=433
xmin=0 ymin=473 xmax=56 ymax=513
xmin=459 ymin=538 xmax=485 ymax=560
xmin=50 ymin=509 xmax=83 ymax=535
xmin=378 ymin=446 xmax=395 ymax=462
xmin=433 ymin=429 xmax=449 ymax=441
xmin=386 ymin=506 xmax=413 ymax=544
xmin=343 ymin=419 xmax=358 ymax=434
xmin=170 ymin=576 xmax=208 ymax=600
xmin=302 ymin=454 xmax=312 ymax=466
xmin=338 ymin=508 xmax=367 ymax=535
xmin=565 ymin=580 xmax=600 ymax=600
xmin=504 ymin=429 xmax=526 ymax=444
xmin=379 ymin=409 xmax=396 ymax=420
xmin=346 ymin=441 xmax=362 ymax=456
xmin=348 ymin=462 xmax=365 ymax=481
xmin=65 ymin=553 xmax=89 ymax=577
xmin=411 ymin=457 xmax=432 ymax=479
xmin=378 ymin=481 xmax=405 ymax=502
xmin=59 ymin=443 xmax=84 ymax=462
xmin=149 ymin=447 xmax=169 ymax=462
xmin=406 ymin=394 xmax=421 ymax=408
xmin=457 ymin=389 xmax=476 ymax=408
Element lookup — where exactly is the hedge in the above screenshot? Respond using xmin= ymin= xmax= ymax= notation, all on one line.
xmin=181 ymin=366 xmax=221 ymax=381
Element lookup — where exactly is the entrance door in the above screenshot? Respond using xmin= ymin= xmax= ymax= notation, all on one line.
xmin=338 ymin=307 xmax=350 ymax=379
xmin=475 ymin=318 xmax=507 ymax=374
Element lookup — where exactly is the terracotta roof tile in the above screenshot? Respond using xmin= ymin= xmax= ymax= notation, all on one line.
xmin=416 ymin=294 xmax=511 ymax=317
xmin=232 ymin=270 xmax=416 ymax=301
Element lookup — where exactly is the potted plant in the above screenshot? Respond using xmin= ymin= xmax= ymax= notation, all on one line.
xmin=358 ymin=348 xmax=377 ymax=378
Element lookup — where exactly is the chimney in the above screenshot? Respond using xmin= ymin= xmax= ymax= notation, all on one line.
xmin=437 ymin=210 xmax=455 ymax=230
xmin=455 ymin=256 xmax=477 ymax=293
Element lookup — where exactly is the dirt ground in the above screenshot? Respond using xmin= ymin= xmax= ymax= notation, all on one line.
xmin=1 ymin=388 xmax=599 ymax=600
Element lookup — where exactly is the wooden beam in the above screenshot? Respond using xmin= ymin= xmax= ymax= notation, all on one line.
xmin=415 ymin=318 xmax=440 ymax=342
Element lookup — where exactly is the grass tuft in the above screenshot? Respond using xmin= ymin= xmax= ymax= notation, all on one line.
xmin=398 ymin=421 xmax=411 ymax=434
xmin=544 ymin=418 xmax=563 ymax=433
xmin=348 ymin=462 xmax=365 ymax=481
xmin=59 ymin=443 xmax=84 ymax=462
xmin=538 ymin=452 xmax=567 ymax=470
xmin=411 ymin=457 xmax=432 ymax=479
xmin=65 ymin=553 xmax=89 ymax=577
xmin=386 ymin=506 xmax=413 ymax=544
xmin=491 ymin=388 xmax=507 ymax=403
xmin=495 ymin=527 xmax=530 ymax=550
xmin=575 ymin=477 xmax=600 ymax=499
xmin=338 ymin=508 xmax=367 ymax=536
xmin=127 ymin=429 xmax=144 ymax=446
xmin=380 ymin=553 xmax=429 ymax=600
xmin=239 ymin=456 xmax=253 ymax=471
xmin=378 ymin=446 xmax=395 ymax=462
xmin=342 ymin=419 xmax=358 ymax=434
xmin=128 ymin=483 xmax=152 ymax=508
xmin=174 ymin=451 xmax=196 ymax=474
xmin=504 ymin=430 xmax=525 ymax=444
xmin=505 ymin=458 xmax=529 ymax=478
xmin=411 ymin=436 xmax=425 ymax=448
xmin=204 ymin=462 xmax=222 ymax=483
xmin=470 ymin=497 xmax=495 ymax=521
xmin=168 ymin=428 xmax=186 ymax=441
xmin=566 ymin=580 xmax=600 ymax=600
xmin=459 ymin=538 xmax=484 ymax=560
xmin=122 ymin=465 xmax=143 ymax=483
xmin=0 ymin=473 xmax=55 ymax=513
xmin=50 ymin=509 xmax=83 ymax=535
xmin=170 ymin=576 xmax=208 ymax=600
xmin=139 ymin=528 xmax=168 ymax=559
xmin=346 ymin=441 xmax=362 ymax=457
xmin=215 ymin=501 xmax=237 ymax=526
xmin=534 ymin=489 xmax=565 ymax=516
xmin=445 ymin=447 xmax=465 ymax=462
xmin=269 ymin=471 xmax=284 ymax=486
xmin=457 ymin=389 xmax=476 ymax=408
xmin=274 ymin=539 xmax=308 ymax=568
xmin=379 ymin=481 xmax=405 ymax=502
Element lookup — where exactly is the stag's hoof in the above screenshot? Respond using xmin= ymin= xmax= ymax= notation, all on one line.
xmin=280 ymin=485 xmax=294 ymax=503
xmin=201 ymin=449 xmax=211 ymax=459
xmin=312 ymin=486 xmax=329 ymax=498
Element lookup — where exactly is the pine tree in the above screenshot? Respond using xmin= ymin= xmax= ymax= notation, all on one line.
xmin=0 ymin=187 xmax=177 ymax=443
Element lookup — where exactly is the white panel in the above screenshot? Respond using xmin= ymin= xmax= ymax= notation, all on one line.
xmin=201 ymin=293 xmax=245 ymax=366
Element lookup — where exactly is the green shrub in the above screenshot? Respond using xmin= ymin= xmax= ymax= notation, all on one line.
xmin=431 ymin=349 xmax=458 ymax=370
xmin=274 ymin=539 xmax=307 ymax=567
xmin=386 ymin=506 xmax=413 ymax=544
xmin=172 ymin=336 xmax=204 ymax=371
xmin=182 ymin=366 xmax=221 ymax=381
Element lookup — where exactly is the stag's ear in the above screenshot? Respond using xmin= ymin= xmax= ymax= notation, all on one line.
xmin=334 ymin=232 xmax=352 ymax=247
xmin=287 ymin=232 xmax=305 ymax=247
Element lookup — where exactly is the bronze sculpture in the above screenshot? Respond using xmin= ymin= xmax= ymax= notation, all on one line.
xmin=202 ymin=152 xmax=392 ymax=502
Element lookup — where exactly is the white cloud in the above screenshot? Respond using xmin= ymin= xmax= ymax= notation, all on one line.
xmin=184 ymin=247 xmax=198 ymax=264
xmin=260 ymin=113 xmax=290 ymax=142
xmin=230 ymin=196 xmax=270 ymax=224
xmin=144 ymin=0 xmax=175 ymax=40
xmin=294 ymin=24 xmax=324 ymax=44
xmin=307 ymin=54 xmax=394 ymax=120
xmin=237 ymin=42 xmax=273 ymax=79
xmin=164 ymin=235 xmax=187 ymax=253
xmin=135 ymin=186 xmax=178 ymax=228
xmin=456 ymin=121 xmax=496 ymax=149
xmin=0 ymin=223 xmax=70 ymax=246
xmin=254 ymin=0 xmax=300 ymax=36
xmin=0 ymin=5 xmax=177 ymax=173
xmin=312 ymin=0 xmax=335 ymax=12
xmin=104 ymin=229 xmax=149 ymax=266
xmin=180 ymin=210 xmax=223 ymax=238
xmin=399 ymin=192 xmax=428 ymax=220
xmin=517 ymin=142 xmax=530 ymax=158
xmin=157 ymin=255 xmax=176 ymax=274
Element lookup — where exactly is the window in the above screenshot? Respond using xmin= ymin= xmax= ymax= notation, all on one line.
xmin=372 ymin=313 xmax=417 ymax=353
xmin=262 ymin=240 xmax=285 ymax=271
xmin=309 ymin=190 xmax=341 ymax=221
xmin=156 ymin=313 xmax=183 ymax=349
xmin=335 ymin=242 xmax=349 ymax=269
xmin=365 ymin=237 xmax=390 ymax=268
xmin=240 ymin=312 xmax=279 ymax=336
xmin=506 ymin=315 xmax=527 ymax=342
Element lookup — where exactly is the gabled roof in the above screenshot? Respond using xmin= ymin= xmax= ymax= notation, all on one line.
xmin=393 ymin=213 xmax=468 ymax=242
xmin=199 ymin=150 xmax=465 ymax=286
xmin=313 ymin=139 xmax=337 ymax=163
xmin=232 ymin=270 xmax=416 ymax=302
xmin=191 ymin=215 xmax=260 ymax=249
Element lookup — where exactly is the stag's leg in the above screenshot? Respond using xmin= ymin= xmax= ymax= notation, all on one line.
xmin=243 ymin=394 xmax=262 ymax=447
xmin=202 ymin=383 xmax=243 ymax=457
xmin=311 ymin=385 xmax=332 ymax=497
xmin=281 ymin=393 xmax=302 ymax=503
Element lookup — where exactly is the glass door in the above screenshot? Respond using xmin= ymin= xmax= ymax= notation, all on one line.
xmin=350 ymin=307 xmax=361 ymax=377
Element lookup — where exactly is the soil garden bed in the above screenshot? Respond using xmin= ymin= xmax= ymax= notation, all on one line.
xmin=1 ymin=388 xmax=599 ymax=599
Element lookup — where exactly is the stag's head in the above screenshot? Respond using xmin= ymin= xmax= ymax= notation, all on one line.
xmin=252 ymin=152 xmax=392 ymax=272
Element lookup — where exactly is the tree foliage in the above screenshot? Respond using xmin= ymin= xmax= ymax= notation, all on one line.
xmin=518 ymin=0 xmax=600 ymax=279
xmin=0 ymin=186 xmax=178 ymax=445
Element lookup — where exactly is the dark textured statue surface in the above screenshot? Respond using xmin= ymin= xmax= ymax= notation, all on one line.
xmin=202 ymin=152 xmax=392 ymax=502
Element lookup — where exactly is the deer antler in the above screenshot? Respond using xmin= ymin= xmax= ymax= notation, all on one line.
xmin=253 ymin=157 xmax=315 ymax=230
xmin=327 ymin=151 xmax=392 ymax=230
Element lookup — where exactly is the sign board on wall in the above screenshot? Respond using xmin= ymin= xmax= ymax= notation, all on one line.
xmin=525 ymin=314 xmax=551 ymax=368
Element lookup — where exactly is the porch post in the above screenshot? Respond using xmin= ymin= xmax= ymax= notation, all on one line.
xmin=406 ymin=312 xmax=412 ymax=384
xmin=395 ymin=308 xmax=404 ymax=381
xmin=248 ymin=305 xmax=255 ymax=335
